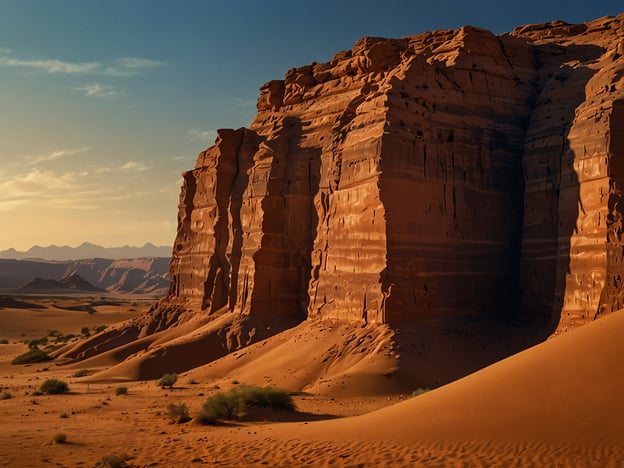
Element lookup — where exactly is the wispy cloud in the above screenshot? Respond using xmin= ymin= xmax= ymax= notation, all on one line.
xmin=0 ymin=56 xmax=100 ymax=74
xmin=28 ymin=146 xmax=90 ymax=165
xmin=120 ymin=161 xmax=149 ymax=171
xmin=187 ymin=128 xmax=217 ymax=141
xmin=73 ymin=83 xmax=119 ymax=98
xmin=0 ymin=51 xmax=166 ymax=77
xmin=104 ymin=57 xmax=166 ymax=77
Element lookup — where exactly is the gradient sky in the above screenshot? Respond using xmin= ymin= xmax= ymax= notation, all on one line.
xmin=0 ymin=1 xmax=619 ymax=250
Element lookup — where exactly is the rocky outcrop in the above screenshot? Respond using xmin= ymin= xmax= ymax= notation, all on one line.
xmin=162 ymin=15 xmax=624 ymax=334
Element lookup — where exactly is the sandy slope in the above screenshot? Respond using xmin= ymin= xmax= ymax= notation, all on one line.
xmin=1 ymin=299 xmax=623 ymax=466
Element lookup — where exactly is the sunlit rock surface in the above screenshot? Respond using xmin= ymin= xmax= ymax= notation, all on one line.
xmin=164 ymin=15 xmax=624 ymax=333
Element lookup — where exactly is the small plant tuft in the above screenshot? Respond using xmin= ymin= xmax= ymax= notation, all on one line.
xmin=115 ymin=386 xmax=128 ymax=396
xmin=11 ymin=348 xmax=51 ymax=365
xmin=101 ymin=453 xmax=132 ymax=468
xmin=157 ymin=373 xmax=178 ymax=389
xmin=52 ymin=432 xmax=67 ymax=444
xmin=196 ymin=385 xmax=295 ymax=424
xmin=166 ymin=402 xmax=191 ymax=423
xmin=40 ymin=378 xmax=69 ymax=395
xmin=0 ymin=338 xmax=8 ymax=344
xmin=59 ymin=412 xmax=68 ymax=418
xmin=411 ymin=388 xmax=431 ymax=397
xmin=73 ymin=369 xmax=89 ymax=378
xmin=1 ymin=391 xmax=12 ymax=400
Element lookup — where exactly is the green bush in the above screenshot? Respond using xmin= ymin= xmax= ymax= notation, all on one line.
xmin=157 ymin=373 xmax=178 ymax=389
xmin=166 ymin=402 xmax=191 ymax=423
xmin=196 ymin=385 xmax=295 ymax=424
xmin=196 ymin=391 xmax=241 ymax=424
xmin=411 ymin=388 xmax=431 ymax=397
xmin=40 ymin=378 xmax=69 ymax=395
xmin=11 ymin=348 xmax=51 ymax=365
xmin=73 ymin=369 xmax=89 ymax=378
xmin=52 ymin=432 xmax=67 ymax=444
xmin=1 ymin=391 xmax=11 ymax=400
xmin=115 ymin=386 xmax=128 ymax=396
xmin=235 ymin=385 xmax=296 ymax=411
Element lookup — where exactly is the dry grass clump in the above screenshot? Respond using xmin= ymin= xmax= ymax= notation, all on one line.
xmin=11 ymin=348 xmax=51 ymax=365
xmin=40 ymin=378 xmax=69 ymax=395
xmin=166 ymin=402 xmax=191 ymax=423
xmin=52 ymin=432 xmax=67 ymax=444
xmin=196 ymin=385 xmax=295 ymax=424
xmin=156 ymin=373 xmax=177 ymax=389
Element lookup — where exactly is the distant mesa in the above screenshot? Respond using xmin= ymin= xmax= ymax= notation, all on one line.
xmin=0 ymin=242 xmax=171 ymax=261
xmin=19 ymin=274 xmax=104 ymax=293
xmin=0 ymin=257 xmax=170 ymax=295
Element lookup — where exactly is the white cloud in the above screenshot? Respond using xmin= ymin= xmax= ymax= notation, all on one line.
xmin=187 ymin=128 xmax=217 ymax=141
xmin=28 ymin=146 xmax=90 ymax=164
xmin=74 ymin=83 xmax=119 ymax=98
xmin=104 ymin=57 xmax=167 ymax=77
xmin=120 ymin=161 xmax=149 ymax=171
xmin=0 ymin=56 xmax=100 ymax=74
xmin=0 ymin=51 xmax=166 ymax=77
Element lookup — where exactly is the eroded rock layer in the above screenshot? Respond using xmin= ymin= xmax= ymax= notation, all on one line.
xmin=164 ymin=15 xmax=624 ymax=333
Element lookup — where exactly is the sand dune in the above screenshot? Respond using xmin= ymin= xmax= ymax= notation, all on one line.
xmin=1 ymin=297 xmax=623 ymax=466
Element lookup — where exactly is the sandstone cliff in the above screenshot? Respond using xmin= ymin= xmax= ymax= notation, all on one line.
xmin=60 ymin=15 xmax=624 ymax=380
xmin=167 ymin=14 xmax=624 ymax=330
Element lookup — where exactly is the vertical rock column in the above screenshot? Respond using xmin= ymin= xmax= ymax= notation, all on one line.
xmin=380 ymin=29 xmax=536 ymax=323
xmin=167 ymin=128 xmax=246 ymax=311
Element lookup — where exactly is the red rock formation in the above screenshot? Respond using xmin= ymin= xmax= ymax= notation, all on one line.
xmin=62 ymin=16 xmax=624 ymax=373
xmin=164 ymin=14 xmax=624 ymax=334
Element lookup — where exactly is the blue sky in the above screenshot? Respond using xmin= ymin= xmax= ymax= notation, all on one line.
xmin=0 ymin=1 xmax=619 ymax=250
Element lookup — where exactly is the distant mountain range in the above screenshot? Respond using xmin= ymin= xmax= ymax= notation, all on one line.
xmin=0 ymin=257 xmax=170 ymax=295
xmin=0 ymin=242 xmax=171 ymax=261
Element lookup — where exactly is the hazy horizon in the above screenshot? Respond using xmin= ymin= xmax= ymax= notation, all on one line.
xmin=1 ymin=0 xmax=619 ymax=250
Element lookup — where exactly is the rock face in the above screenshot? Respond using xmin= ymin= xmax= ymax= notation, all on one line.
xmin=163 ymin=14 xmax=624 ymax=334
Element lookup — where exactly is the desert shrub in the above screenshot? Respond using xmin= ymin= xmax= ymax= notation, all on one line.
xmin=196 ymin=391 xmax=242 ymax=424
xmin=80 ymin=327 xmax=91 ymax=336
xmin=411 ymin=388 xmax=431 ymax=397
xmin=73 ymin=369 xmax=89 ymax=378
xmin=94 ymin=325 xmax=107 ymax=334
xmin=196 ymin=385 xmax=295 ymax=424
xmin=28 ymin=337 xmax=47 ymax=349
xmin=166 ymin=402 xmax=191 ymax=423
xmin=0 ymin=338 xmax=8 ymax=344
xmin=115 ymin=386 xmax=128 ymax=396
xmin=59 ymin=412 xmax=68 ymax=418
xmin=101 ymin=453 xmax=132 ymax=468
xmin=235 ymin=385 xmax=296 ymax=411
xmin=1 ymin=391 xmax=11 ymax=400
xmin=11 ymin=348 xmax=51 ymax=365
xmin=157 ymin=373 xmax=178 ymax=389
xmin=188 ymin=379 xmax=199 ymax=385
xmin=52 ymin=432 xmax=67 ymax=444
xmin=40 ymin=378 xmax=69 ymax=395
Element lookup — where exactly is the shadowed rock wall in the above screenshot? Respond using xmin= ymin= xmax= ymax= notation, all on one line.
xmin=164 ymin=15 xmax=624 ymax=332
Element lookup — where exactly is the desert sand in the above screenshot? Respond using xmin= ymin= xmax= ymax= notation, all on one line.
xmin=1 ymin=295 xmax=623 ymax=467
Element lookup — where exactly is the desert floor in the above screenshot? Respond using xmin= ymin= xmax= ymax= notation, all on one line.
xmin=1 ymin=294 xmax=623 ymax=467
